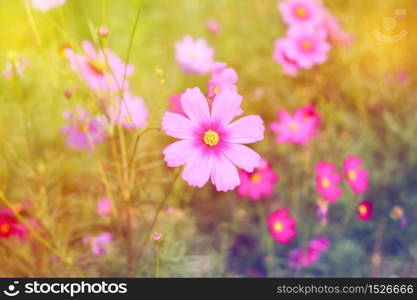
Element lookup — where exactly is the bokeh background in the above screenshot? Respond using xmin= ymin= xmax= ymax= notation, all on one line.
xmin=0 ymin=0 xmax=417 ymax=277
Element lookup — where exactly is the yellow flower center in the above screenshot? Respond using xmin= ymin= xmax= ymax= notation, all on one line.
xmin=289 ymin=122 xmax=299 ymax=131
xmin=294 ymin=6 xmax=307 ymax=19
xmin=77 ymin=123 xmax=86 ymax=132
xmin=203 ymin=130 xmax=220 ymax=147
xmin=273 ymin=221 xmax=283 ymax=232
xmin=125 ymin=115 xmax=132 ymax=123
xmin=321 ymin=177 xmax=330 ymax=188
xmin=348 ymin=170 xmax=356 ymax=180
xmin=301 ymin=40 xmax=313 ymax=51
xmin=0 ymin=223 xmax=11 ymax=234
xmin=251 ymin=173 xmax=262 ymax=183
xmin=214 ymin=86 xmax=221 ymax=95
xmin=358 ymin=205 xmax=367 ymax=215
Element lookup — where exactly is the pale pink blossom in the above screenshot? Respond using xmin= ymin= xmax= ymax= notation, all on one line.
xmin=107 ymin=92 xmax=149 ymax=130
xmin=30 ymin=0 xmax=66 ymax=11
xmin=162 ymin=88 xmax=264 ymax=192
xmin=175 ymin=35 xmax=214 ymax=75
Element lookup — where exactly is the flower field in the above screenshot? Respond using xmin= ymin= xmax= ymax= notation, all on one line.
xmin=0 ymin=0 xmax=417 ymax=277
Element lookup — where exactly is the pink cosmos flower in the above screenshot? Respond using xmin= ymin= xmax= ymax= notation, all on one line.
xmin=269 ymin=104 xmax=320 ymax=145
xmin=273 ymin=38 xmax=301 ymax=76
xmin=61 ymin=106 xmax=108 ymax=152
xmin=175 ymin=35 xmax=214 ymax=75
xmin=168 ymin=93 xmax=185 ymax=116
xmin=83 ymin=232 xmax=113 ymax=256
xmin=97 ymin=197 xmax=112 ymax=217
xmin=65 ymin=40 xmax=134 ymax=92
xmin=322 ymin=12 xmax=354 ymax=47
xmin=107 ymin=92 xmax=149 ymax=130
xmin=289 ymin=236 xmax=330 ymax=268
xmin=357 ymin=200 xmax=373 ymax=221
xmin=30 ymin=0 xmax=66 ymax=11
xmin=3 ymin=55 xmax=29 ymax=79
xmin=285 ymin=25 xmax=331 ymax=69
xmin=208 ymin=62 xmax=238 ymax=99
xmin=0 ymin=208 xmax=28 ymax=239
xmin=343 ymin=156 xmax=369 ymax=195
xmin=162 ymin=88 xmax=264 ymax=192
xmin=267 ymin=209 xmax=297 ymax=244
xmin=151 ymin=232 xmax=163 ymax=242
xmin=206 ymin=19 xmax=220 ymax=34
xmin=278 ymin=0 xmax=325 ymax=27
xmin=315 ymin=161 xmax=343 ymax=203
xmin=238 ymin=158 xmax=278 ymax=201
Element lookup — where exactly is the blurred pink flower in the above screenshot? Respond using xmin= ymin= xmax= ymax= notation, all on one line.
xmin=206 ymin=19 xmax=220 ymax=34
xmin=97 ymin=197 xmax=112 ymax=217
xmin=285 ymin=25 xmax=331 ymax=69
xmin=83 ymin=232 xmax=113 ymax=256
xmin=273 ymin=38 xmax=301 ymax=76
xmin=289 ymin=236 xmax=330 ymax=268
xmin=30 ymin=0 xmax=66 ymax=11
xmin=61 ymin=106 xmax=108 ymax=152
xmin=267 ymin=209 xmax=297 ymax=244
xmin=168 ymin=93 xmax=185 ymax=116
xmin=343 ymin=156 xmax=369 ymax=195
xmin=65 ymin=41 xmax=134 ymax=92
xmin=238 ymin=158 xmax=278 ymax=201
xmin=0 ymin=208 xmax=28 ymax=240
xmin=175 ymin=35 xmax=214 ymax=75
xmin=3 ymin=55 xmax=29 ymax=79
xmin=357 ymin=200 xmax=373 ymax=221
xmin=107 ymin=92 xmax=149 ymax=130
xmin=322 ymin=12 xmax=354 ymax=47
xmin=315 ymin=161 xmax=343 ymax=203
xmin=315 ymin=198 xmax=328 ymax=225
xmin=278 ymin=0 xmax=324 ymax=27
xmin=385 ymin=70 xmax=410 ymax=86
xmin=151 ymin=232 xmax=163 ymax=242
xmin=269 ymin=104 xmax=320 ymax=145
xmin=162 ymin=88 xmax=264 ymax=192
xmin=208 ymin=62 xmax=238 ymax=99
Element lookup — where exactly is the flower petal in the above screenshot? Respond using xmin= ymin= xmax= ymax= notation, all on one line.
xmin=182 ymin=148 xmax=213 ymax=188
xmin=180 ymin=87 xmax=210 ymax=123
xmin=162 ymin=112 xmax=196 ymax=139
xmin=211 ymin=90 xmax=242 ymax=126
xmin=222 ymin=143 xmax=260 ymax=173
xmin=210 ymin=153 xmax=240 ymax=191
xmin=224 ymin=115 xmax=264 ymax=144
xmin=163 ymin=140 xmax=196 ymax=167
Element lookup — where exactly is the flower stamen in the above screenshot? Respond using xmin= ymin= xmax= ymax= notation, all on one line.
xmin=203 ymin=130 xmax=220 ymax=147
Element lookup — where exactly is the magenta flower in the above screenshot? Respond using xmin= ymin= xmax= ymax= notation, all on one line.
xmin=61 ymin=106 xmax=108 ymax=152
xmin=83 ymin=232 xmax=113 ymax=256
xmin=97 ymin=197 xmax=112 ymax=217
xmin=289 ymin=236 xmax=330 ymax=269
xmin=357 ymin=200 xmax=373 ymax=221
xmin=0 ymin=208 xmax=28 ymax=240
xmin=278 ymin=0 xmax=324 ymax=27
xmin=206 ymin=19 xmax=220 ymax=34
xmin=30 ymin=0 xmax=66 ymax=11
xmin=238 ymin=158 xmax=278 ymax=201
xmin=107 ymin=92 xmax=149 ymax=130
xmin=208 ymin=62 xmax=238 ymax=99
xmin=269 ymin=104 xmax=320 ymax=145
xmin=315 ymin=161 xmax=343 ymax=203
xmin=162 ymin=88 xmax=264 ymax=192
xmin=273 ymin=38 xmax=301 ymax=76
xmin=343 ymin=156 xmax=369 ymax=195
xmin=175 ymin=35 xmax=214 ymax=75
xmin=65 ymin=41 xmax=134 ymax=92
xmin=285 ymin=25 xmax=331 ymax=69
xmin=267 ymin=209 xmax=297 ymax=244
